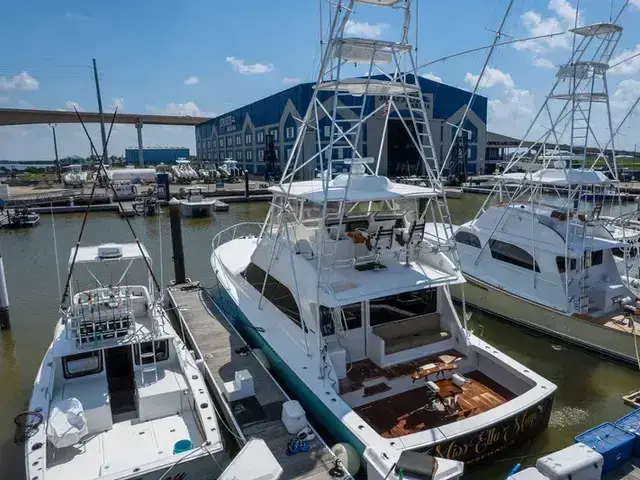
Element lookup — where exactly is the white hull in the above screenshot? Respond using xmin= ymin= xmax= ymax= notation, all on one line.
xmin=454 ymin=275 xmax=640 ymax=365
xmin=180 ymin=201 xmax=216 ymax=217
xmin=212 ymin=238 xmax=556 ymax=472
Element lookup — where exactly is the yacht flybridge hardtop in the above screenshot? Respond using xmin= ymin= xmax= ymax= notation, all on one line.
xmin=440 ymin=16 xmax=640 ymax=365
xmin=25 ymin=243 xmax=227 ymax=480
xmin=211 ymin=0 xmax=555 ymax=477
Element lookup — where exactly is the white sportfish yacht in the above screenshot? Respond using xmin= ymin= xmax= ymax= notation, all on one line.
xmin=443 ymin=20 xmax=640 ymax=365
xmin=211 ymin=0 xmax=555 ymax=476
xmin=24 ymin=243 xmax=227 ymax=480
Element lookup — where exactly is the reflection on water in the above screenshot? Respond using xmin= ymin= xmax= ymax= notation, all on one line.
xmin=0 ymin=196 xmax=638 ymax=478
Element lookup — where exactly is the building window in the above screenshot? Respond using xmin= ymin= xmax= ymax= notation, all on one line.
xmin=271 ymin=129 xmax=278 ymax=141
xmin=237 ymin=150 xmax=243 ymax=160
xmin=220 ymin=137 xmax=225 ymax=148
xmin=455 ymin=231 xmax=481 ymax=248
xmin=219 ymin=150 xmax=225 ymax=159
xmin=324 ymin=126 xmax=331 ymax=138
xmin=337 ymin=148 xmax=343 ymax=159
xmin=246 ymin=150 xmax=253 ymax=161
xmin=556 ymin=256 xmax=577 ymax=274
xmin=257 ymin=132 xmax=264 ymax=143
xmin=213 ymin=152 xmax=218 ymax=160
xmin=227 ymin=137 xmax=232 ymax=148
xmin=489 ymin=239 xmax=540 ymax=272
xmin=245 ymin=133 xmax=252 ymax=144
xmin=258 ymin=150 xmax=264 ymax=161
xmin=228 ymin=151 xmax=234 ymax=160
xmin=286 ymin=127 xmax=295 ymax=139
xmin=63 ymin=351 xmax=103 ymax=379
xmin=212 ymin=139 xmax=217 ymax=148
xmin=236 ymin=135 xmax=241 ymax=146
xmin=286 ymin=149 xmax=292 ymax=161
xmin=244 ymin=263 xmax=302 ymax=328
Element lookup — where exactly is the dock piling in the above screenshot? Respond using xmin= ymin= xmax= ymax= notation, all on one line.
xmin=244 ymin=170 xmax=249 ymax=199
xmin=169 ymin=198 xmax=186 ymax=284
xmin=0 ymin=254 xmax=11 ymax=329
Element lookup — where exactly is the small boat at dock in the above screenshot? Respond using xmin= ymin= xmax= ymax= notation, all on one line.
xmin=179 ymin=186 xmax=217 ymax=217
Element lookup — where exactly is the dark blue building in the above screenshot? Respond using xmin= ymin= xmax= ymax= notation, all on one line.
xmin=195 ymin=75 xmax=487 ymax=176
xmin=124 ymin=147 xmax=190 ymax=165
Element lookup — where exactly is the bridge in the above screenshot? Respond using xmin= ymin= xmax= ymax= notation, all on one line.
xmin=0 ymin=108 xmax=213 ymax=167
xmin=0 ymin=108 xmax=210 ymax=127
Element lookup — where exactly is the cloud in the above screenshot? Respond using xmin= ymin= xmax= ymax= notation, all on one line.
xmin=64 ymin=101 xmax=84 ymax=111
xmin=184 ymin=75 xmax=200 ymax=85
xmin=533 ymin=57 xmax=555 ymax=69
xmin=225 ymin=57 xmax=274 ymax=75
xmin=464 ymin=67 xmax=515 ymax=89
xmin=0 ymin=96 xmax=8 ymax=104
xmin=162 ymin=101 xmax=217 ymax=117
xmin=422 ymin=72 xmax=442 ymax=83
xmin=513 ymin=0 xmax=580 ymax=53
xmin=108 ymin=97 xmax=125 ymax=112
xmin=609 ymin=44 xmax=640 ymax=76
xmin=610 ymin=79 xmax=640 ymax=110
xmin=0 ymin=71 xmax=39 ymax=91
xmin=282 ymin=77 xmax=301 ymax=87
xmin=631 ymin=0 xmax=640 ymax=8
xmin=344 ymin=20 xmax=389 ymax=39
xmin=64 ymin=12 xmax=88 ymax=21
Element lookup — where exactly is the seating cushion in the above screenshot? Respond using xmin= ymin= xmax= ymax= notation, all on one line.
xmin=373 ymin=314 xmax=451 ymax=355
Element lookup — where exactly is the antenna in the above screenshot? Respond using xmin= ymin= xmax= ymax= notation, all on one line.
xmin=92 ymin=59 xmax=110 ymax=167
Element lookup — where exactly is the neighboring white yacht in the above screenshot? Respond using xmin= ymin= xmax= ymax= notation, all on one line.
xmin=172 ymin=159 xmax=199 ymax=182
xmin=179 ymin=186 xmax=217 ymax=217
xmin=211 ymin=0 xmax=555 ymax=476
xmin=24 ymin=243 xmax=226 ymax=480
xmin=64 ymin=165 xmax=87 ymax=188
xmin=441 ymin=21 xmax=640 ymax=365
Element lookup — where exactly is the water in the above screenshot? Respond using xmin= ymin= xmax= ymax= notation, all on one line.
xmin=0 ymin=197 xmax=638 ymax=478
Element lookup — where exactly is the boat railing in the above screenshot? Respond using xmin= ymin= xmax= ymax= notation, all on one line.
xmin=212 ymin=222 xmax=264 ymax=251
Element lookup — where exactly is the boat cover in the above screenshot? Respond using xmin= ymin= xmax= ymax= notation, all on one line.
xmin=47 ymin=398 xmax=89 ymax=448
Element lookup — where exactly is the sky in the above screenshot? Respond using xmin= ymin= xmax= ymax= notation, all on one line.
xmin=0 ymin=0 xmax=639 ymax=160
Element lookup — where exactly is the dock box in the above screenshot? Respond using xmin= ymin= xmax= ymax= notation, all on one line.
xmin=508 ymin=467 xmax=549 ymax=479
xmin=615 ymin=409 xmax=640 ymax=456
xmin=574 ymin=422 xmax=634 ymax=474
xmin=536 ymin=442 xmax=603 ymax=480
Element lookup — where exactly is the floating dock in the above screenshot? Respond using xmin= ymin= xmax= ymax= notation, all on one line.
xmin=167 ymin=283 xmax=346 ymax=480
xmin=118 ymin=202 xmax=136 ymax=217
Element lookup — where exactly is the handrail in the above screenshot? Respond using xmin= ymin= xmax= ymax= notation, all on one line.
xmin=211 ymin=222 xmax=264 ymax=252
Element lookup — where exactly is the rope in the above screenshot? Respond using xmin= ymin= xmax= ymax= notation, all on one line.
xmin=13 ymin=410 xmax=44 ymax=445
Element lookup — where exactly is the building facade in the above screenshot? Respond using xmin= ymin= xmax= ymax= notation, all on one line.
xmin=124 ymin=147 xmax=190 ymax=165
xmin=195 ymin=75 xmax=487 ymax=177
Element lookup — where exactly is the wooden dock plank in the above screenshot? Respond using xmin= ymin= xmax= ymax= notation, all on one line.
xmin=168 ymin=285 xmax=343 ymax=480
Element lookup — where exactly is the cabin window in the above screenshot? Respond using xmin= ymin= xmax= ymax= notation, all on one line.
xmin=370 ymin=289 xmax=437 ymax=327
xmin=489 ymin=239 xmax=540 ymax=272
xmin=63 ymin=350 xmax=103 ymax=379
xmin=556 ymin=256 xmax=577 ymax=274
xmin=455 ymin=231 xmax=481 ymax=248
xmin=244 ymin=263 xmax=302 ymax=328
xmin=321 ymin=303 xmax=362 ymax=336
xmin=590 ymin=250 xmax=603 ymax=266
xmin=134 ymin=340 xmax=169 ymax=365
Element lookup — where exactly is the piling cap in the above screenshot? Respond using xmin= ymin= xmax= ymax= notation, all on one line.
xmin=169 ymin=197 xmax=180 ymax=206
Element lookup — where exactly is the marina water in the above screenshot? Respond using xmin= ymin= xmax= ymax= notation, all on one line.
xmin=0 ymin=196 xmax=638 ymax=478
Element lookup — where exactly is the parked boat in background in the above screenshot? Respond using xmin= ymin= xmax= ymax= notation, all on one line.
xmin=179 ymin=186 xmax=217 ymax=217
xmin=211 ymin=0 xmax=555 ymax=477
xmin=436 ymin=20 xmax=640 ymax=366
xmin=63 ymin=165 xmax=87 ymax=188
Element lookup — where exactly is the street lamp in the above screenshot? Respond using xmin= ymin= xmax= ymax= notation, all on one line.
xmin=49 ymin=124 xmax=60 ymax=182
